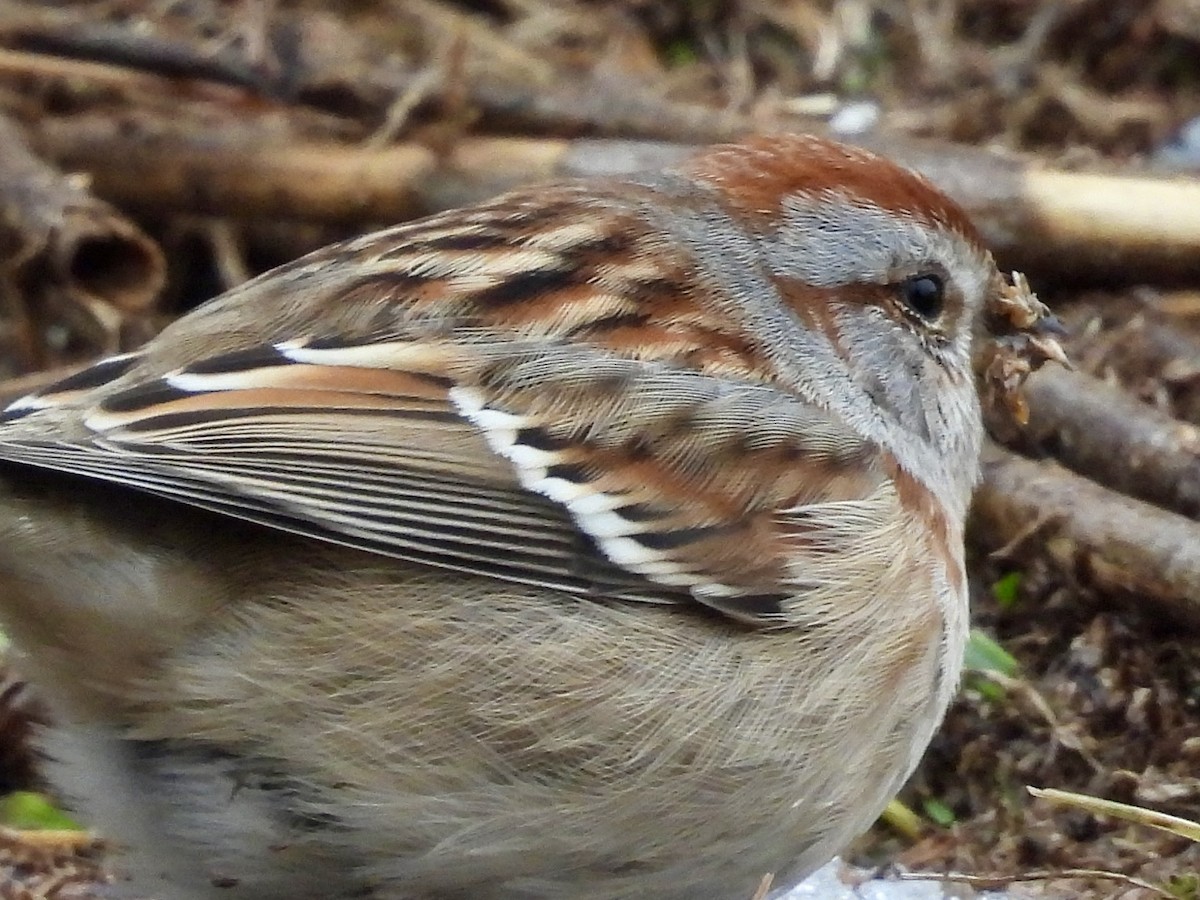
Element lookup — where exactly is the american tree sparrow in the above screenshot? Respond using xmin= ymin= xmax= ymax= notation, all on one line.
xmin=0 ymin=134 xmax=1057 ymax=899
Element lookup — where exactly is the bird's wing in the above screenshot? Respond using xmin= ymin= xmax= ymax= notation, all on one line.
xmin=0 ymin=195 xmax=886 ymax=624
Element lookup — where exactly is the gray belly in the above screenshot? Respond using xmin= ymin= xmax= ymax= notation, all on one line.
xmin=34 ymin=556 xmax=949 ymax=900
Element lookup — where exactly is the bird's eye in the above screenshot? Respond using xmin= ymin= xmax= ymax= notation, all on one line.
xmin=899 ymin=273 xmax=945 ymax=321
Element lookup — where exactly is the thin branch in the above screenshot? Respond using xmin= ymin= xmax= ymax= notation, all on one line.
xmin=971 ymin=443 xmax=1200 ymax=628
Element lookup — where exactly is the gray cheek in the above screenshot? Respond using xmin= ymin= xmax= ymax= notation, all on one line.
xmin=832 ymin=307 xmax=935 ymax=442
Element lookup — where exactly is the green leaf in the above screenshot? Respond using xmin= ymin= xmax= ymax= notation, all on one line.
xmin=968 ymin=675 xmax=1007 ymax=702
xmin=991 ymin=571 xmax=1023 ymax=608
xmin=0 ymin=791 xmax=82 ymax=831
xmin=921 ymin=797 xmax=956 ymax=828
xmin=963 ymin=629 xmax=1019 ymax=677
xmin=1165 ymin=872 xmax=1200 ymax=900
xmin=663 ymin=39 xmax=698 ymax=67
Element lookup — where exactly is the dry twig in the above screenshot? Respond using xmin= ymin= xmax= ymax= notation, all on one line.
xmin=1013 ymin=366 xmax=1200 ymax=519
xmin=0 ymin=114 xmax=164 ymax=367
xmin=972 ymin=443 xmax=1200 ymax=628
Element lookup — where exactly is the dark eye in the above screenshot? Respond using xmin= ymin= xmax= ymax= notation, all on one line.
xmin=899 ymin=273 xmax=945 ymax=321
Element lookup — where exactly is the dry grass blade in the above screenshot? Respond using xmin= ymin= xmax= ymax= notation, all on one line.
xmin=1030 ymin=786 xmax=1200 ymax=843
xmin=896 ymin=866 xmax=1174 ymax=898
